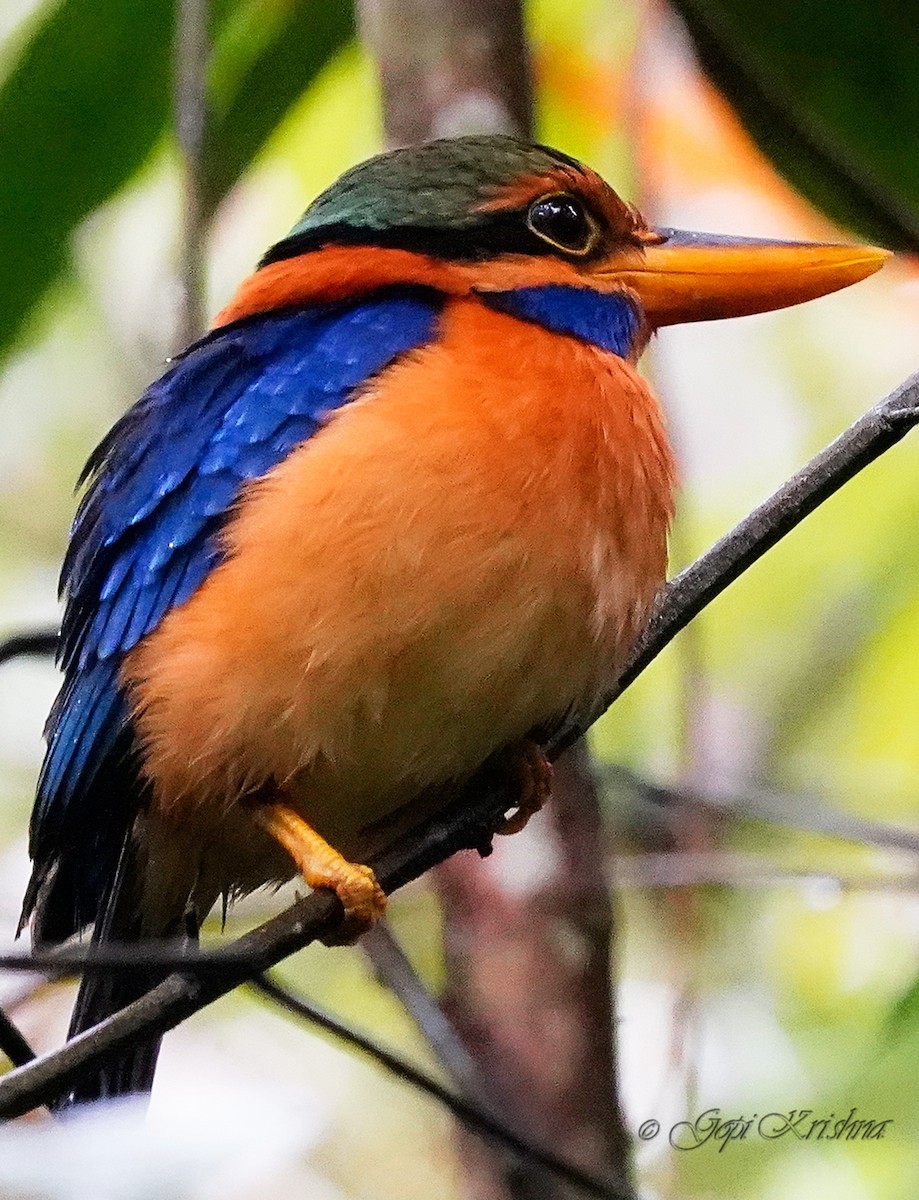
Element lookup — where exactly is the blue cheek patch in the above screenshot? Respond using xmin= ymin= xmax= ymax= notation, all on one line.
xmin=480 ymin=285 xmax=641 ymax=358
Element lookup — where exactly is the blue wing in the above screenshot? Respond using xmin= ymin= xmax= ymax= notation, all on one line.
xmin=26 ymin=290 xmax=441 ymax=937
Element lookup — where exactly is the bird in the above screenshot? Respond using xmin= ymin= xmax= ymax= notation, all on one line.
xmin=20 ymin=134 xmax=887 ymax=1105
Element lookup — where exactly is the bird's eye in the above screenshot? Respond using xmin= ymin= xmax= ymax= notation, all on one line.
xmin=526 ymin=194 xmax=598 ymax=255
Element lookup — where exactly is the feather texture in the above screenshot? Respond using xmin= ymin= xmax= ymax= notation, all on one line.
xmin=25 ymin=291 xmax=441 ymax=937
xmin=480 ymin=285 xmax=640 ymax=356
xmin=122 ymin=294 xmax=674 ymax=914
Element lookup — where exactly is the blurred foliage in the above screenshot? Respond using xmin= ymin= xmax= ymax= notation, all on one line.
xmin=0 ymin=0 xmax=173 ymax=356
xmin=671 ymin=0 xmax=919 ymax=250
xmin=0 ymin=0 xmax=353 ymax=360
xmin=1 ymin=1 xmax=919 ymax=1198
xmin=201 ymin=0 xmax=355 ymax=216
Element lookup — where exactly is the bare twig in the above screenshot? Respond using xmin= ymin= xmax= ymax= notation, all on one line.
xmin=362 ymin=923 xmax=489 ymax=1102
xmin=174 ymin=0 xmax=210 ymax=346
xmin=1 ymin=371 xmax=919 ymax=1118
xmin=363 ymin=924 xmax=570 ymax=1197
xmin=0 ymin=943 xmax=267 ymax=974
xmin=251 ymin=974 xmax=627 ymax=1200
xmin=0 ymin=629 xmax=58 ymax=668
xmin=732 ymin=787 xmax=919 ymax=855
xmin=611 ymin=852 xmax=919 ymax=892
xmin=0 ymin=1007 xmax=34 ymax=1068
xmin=606 ymin=763 xmax=919 ymax=857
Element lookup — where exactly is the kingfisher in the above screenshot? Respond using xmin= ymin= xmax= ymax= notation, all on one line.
xmin=20 ymin=135 xmax=886 ymax=1104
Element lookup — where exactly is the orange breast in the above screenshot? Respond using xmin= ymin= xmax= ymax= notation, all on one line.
xmin=123 ymin=296 xmax=674 ymax=856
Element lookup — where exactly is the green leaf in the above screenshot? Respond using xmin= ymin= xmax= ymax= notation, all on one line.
xmin=670 ymin=0 xmax=919 ymax=251
xmin=202 ymin=0 xmax=356 ymax=217
xmin=0 ymin=0 xmax=175 ymax=355
xmin=0 ymin=0 xmax=353 ymax=361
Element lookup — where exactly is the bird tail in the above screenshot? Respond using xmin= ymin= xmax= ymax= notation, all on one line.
xmin=50 ymin=831 xmax=192 ymax=1110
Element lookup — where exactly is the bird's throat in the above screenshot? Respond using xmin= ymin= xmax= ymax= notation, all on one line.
xmin=479 ymin=285 xmax=643 ymax=359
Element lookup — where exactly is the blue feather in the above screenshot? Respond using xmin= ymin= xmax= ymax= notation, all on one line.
xmin=29 ymin=290 xmax=441 ymax=933
xmin=480 ymin=285 xmax=640 ymax=357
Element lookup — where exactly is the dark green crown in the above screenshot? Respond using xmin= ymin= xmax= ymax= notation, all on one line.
xmin=261 ymin=135 xmax=585 ymax=266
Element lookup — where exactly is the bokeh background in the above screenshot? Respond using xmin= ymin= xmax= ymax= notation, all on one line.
xmin=1 ymin=1 xmax=919 ymax=1197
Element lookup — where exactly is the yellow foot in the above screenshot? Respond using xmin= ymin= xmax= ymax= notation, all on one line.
xmin=495 ymin=740 xmax=553 ymax=836
xmin=253 ymin=802 xmax=386 ymax=940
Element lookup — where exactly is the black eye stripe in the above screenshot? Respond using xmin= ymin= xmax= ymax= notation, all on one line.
xmin=526 ymin=194 xmax=596 ymax=255
xmin=261 ymin=195 xmax=602 ymax=266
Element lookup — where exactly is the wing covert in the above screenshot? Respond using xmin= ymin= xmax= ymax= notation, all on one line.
xmin=28 ymin=290 xmax=441 ymax=933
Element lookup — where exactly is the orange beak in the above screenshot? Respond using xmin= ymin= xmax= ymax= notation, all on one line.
xmin=595 ymin=230 xmax=891 ymax=326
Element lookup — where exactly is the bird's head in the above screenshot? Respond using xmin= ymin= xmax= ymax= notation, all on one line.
xmin=220 ymin=135 xmax=889 ymax=354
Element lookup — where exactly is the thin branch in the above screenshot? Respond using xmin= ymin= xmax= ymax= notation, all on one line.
xmin=250 ymin=974 xmax=627 ymax=1200
xmin=0 ymin=943 xmax=265 ymax=974
xmin=361 ymin=923 xmax=489 ymax=1102
xmin=0 ymin=1007 xmax=35 ymax=1068
xmin=605 ymin=764 xmax=919 ymax=857
xmin=611 ymin=852 xmax=919 ymax=892
xmin=731 ymin=786 xmax=919 ymax=856
xmin=174 ymin=0 xmax=210 ymax=346
xmin=0 ymin=629 xmax=58 ymax=668
xmin=363 ymin=925 xmax=579 ymax=1196
xmin=1 ymin=371 xmax=919 ymax=1117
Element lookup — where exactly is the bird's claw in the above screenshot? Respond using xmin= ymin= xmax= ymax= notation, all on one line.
xmin=253 ymin=800 xmax=386 ymax=944
xmin=317 ymin=862 xmax=387 ymax=946
xmin=495 ymin=740 xmax=553 ymax=835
